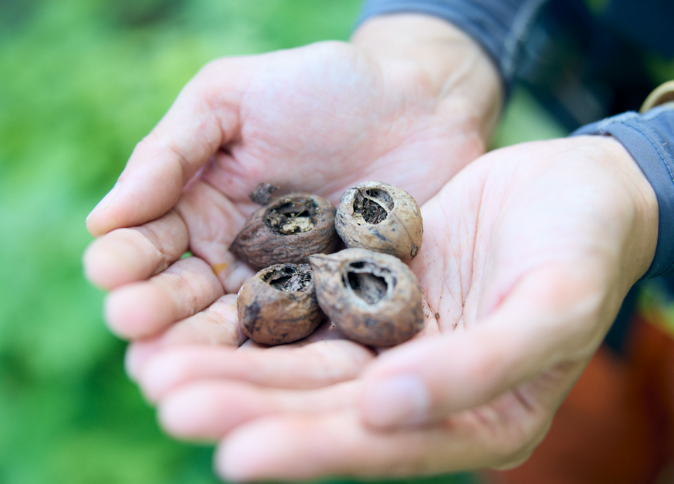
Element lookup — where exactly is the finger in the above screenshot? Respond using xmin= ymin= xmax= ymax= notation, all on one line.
xmin=137 ymin=333 xmax=375 ymax=400
xmin=359 ymin=263 xmax=607 ymax=428
xmin=174 ymin=178 xmax=255 ymax=293
xmin=211 ymin=252 xmax=256 ymax=295
xmin=86 ymin=62 xmax=244 ymax=237
xmin=152 ymin=294 xmax=244 ymax=347
xmin=125 ymin=294 xmax=243 ymax=380
xmin=214 ymin=398 xmax=549 ymax=482
xmin=104 ymin=256 xmax=224 ymax=339
xmin=125 ymin=297 xmax=352 ymax=380
xmin=198 ymin=353 xmax=583 ymax=480
xmin=125 ymin=293 xmax=363 ymax=381
xmin=157 ymin=380 xmax=360 ymax=441
xmin=83 ymin=210 xmax=189 ymax=289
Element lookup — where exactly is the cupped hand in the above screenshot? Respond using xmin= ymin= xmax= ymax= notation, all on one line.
xmin=135 ymin=135 xmax=658 ymax=480
xmin=83 ymin=14 xmax=501 ymax=347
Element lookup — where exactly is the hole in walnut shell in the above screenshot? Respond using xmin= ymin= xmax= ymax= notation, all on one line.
xmin=343 ymin=261 xmax=394 ymax=304
xmin=263 ymin=198 xmax=319 ymax=235
xmin=262 ymin=264 xmax=312 ymax=292
xmin=353 ymin=188 xmax=394 ymax=224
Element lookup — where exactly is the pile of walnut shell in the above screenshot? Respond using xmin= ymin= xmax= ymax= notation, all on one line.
xmin=232 ymin=181 xmax=424 ymax=347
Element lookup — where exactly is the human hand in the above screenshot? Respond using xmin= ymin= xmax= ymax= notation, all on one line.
xmin=134 ymin=135 xmax=658 ymax=480
xmin=83 ymin=14 xmax=501 ymax=350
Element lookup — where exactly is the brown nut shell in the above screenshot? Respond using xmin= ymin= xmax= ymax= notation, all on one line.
xmin=231 ymin=193 xmax=340 ymax=270
xmin=335 ymin=182 xmax=423 ymax=262
xmin=310 ymin=248 xmax=424 ymax=347
xmin=237 ymin=264 xmax=325 ymax=345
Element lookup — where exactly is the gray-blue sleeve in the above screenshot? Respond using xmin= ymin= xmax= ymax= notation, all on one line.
xmin=573 ymin=105 xmax=674 ymax=279
xmin=357 ymin=0 xmax=548 ymax=92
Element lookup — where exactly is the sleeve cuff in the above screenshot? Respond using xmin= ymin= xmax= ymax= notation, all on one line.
xmin=573 ymin=106 xmax=674 ymax=279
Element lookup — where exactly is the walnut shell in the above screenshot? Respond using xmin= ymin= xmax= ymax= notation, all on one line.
xmin=309 ymin=248 xmax=424 ymax=347
xmin=335 ymin=182 xmax=423 ymax=262
xmin=230 ymin=193 xmax=341 ymax=270
xmin=237 ymin=264 xmax=325 ymax=345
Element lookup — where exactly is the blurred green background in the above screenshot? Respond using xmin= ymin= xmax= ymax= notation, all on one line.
xmin=0 ymin=1 xmax=566 ymax=483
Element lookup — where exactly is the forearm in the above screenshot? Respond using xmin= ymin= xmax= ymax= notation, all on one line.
xmin=352 ymin=14 xmax=503 ymax=140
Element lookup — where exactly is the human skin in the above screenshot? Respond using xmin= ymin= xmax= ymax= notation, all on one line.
xmin=131 ymin=136 xmax=658 ymax=480
xmin=83 ymin=14 xmax=502 ymax=344
xmin=82 ymin=12 xmax=660 ymax=481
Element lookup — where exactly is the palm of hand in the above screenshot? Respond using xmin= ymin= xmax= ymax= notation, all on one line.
xmin=202 ymin=42 xmax=479 ymax=202
xmin=181 ymin=41 xmax=483 ymax=287
xmin=135 ymin=137 xmax=654 ymax=479
xmin=85 ymin=41 xmax=487 ymax=340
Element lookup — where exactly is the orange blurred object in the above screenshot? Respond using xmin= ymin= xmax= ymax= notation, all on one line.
xmin=486 ymin=312 xmax=674 ymax=484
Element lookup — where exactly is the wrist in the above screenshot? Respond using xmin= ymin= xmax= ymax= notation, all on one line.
xmin=589 ymin=135 xmax=659 ymax=283
xmin=351 ymin=14 xmax=503 ymax=140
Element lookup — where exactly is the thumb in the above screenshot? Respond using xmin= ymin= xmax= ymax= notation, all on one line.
xmin=358 ymin=264 xmax=612 ymax=429
xmin=86 ymin=63 xmax=243 ymax=237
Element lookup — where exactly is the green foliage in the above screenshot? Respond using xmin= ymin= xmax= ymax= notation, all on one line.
xmin=0 ymin=1 xmax=477 ymax=483
xmin=490 ymin=87 xmax=568 ymax=149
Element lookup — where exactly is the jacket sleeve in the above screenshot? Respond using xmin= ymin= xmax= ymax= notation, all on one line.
xmin=573 ymin=105 xmax=674 ymax=279
xmin=357 ymin=0 xmax=548 ymax=93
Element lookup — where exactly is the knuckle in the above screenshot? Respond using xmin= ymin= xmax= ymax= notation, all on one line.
xmin=196 ymin=59 xmax=223 ymax=79
xmin=491 ymin=447 xmax=535 ymax=470
xmin=472 ymin=351 xmax=500 ymax=380
xmin=131 ymin=133 xmax=157 ymax=159
xmin=490 ymin=438 xmax=533 ymax=470
xmin=489 ymin=413 xmax=551 ymax=469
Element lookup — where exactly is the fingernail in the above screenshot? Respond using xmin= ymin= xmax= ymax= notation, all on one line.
xmin=216 ymin=424 xmax=276 ymax=482
xmin=158 ymin=387 xmax=212 ymax=438
xmin=125 ymin=341 xmax=161 ymax=381
xmin=87 ymin=182 xmax=120 ymax=221
xmin=362 ymin=374 xmax=429 ymax=427
xmin=139 ymin=354 xmax=186 ymax=401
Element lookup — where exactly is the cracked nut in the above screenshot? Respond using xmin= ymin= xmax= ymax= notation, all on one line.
xmin=310 ymin=248 xmax=424 ymax=347
xmin=335 ymin=181 xmax=423 ymax=262
xmin=230 ymin=193 xmax=341 ymax=270
xmin=237 ymin=263 xmax=325 ymax=345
